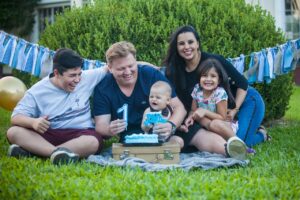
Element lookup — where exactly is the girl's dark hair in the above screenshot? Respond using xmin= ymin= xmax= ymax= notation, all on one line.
xmin=197 ymin=58 xmax=236 ymax=107
xmin=163 ymin=25 xmax=201 ymax=91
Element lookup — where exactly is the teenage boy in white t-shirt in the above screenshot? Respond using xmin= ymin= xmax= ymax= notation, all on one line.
xmin=7 ymin=48 xmax=107 ymax=165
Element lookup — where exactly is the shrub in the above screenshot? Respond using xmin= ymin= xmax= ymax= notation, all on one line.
xmin=39 ymin=0 xmax=292 ymax=121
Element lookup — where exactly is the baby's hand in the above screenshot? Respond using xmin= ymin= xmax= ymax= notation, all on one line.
xmin=143 ymin=123 xmax=153 ymax=132
xmin=144 ymin=123 xmax=153 ymax=128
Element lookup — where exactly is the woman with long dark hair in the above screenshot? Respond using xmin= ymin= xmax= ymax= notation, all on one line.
xmin=163 ymin=25 xmax=267 ymax=154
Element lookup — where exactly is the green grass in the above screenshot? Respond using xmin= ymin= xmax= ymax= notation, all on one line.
xmin=285 ymin=85 xmax=300 ymax=121
xmin=1 ymin=88 xmax=300 ymax=199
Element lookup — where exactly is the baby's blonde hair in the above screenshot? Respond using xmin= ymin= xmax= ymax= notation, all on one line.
xmin=151 ymin=81 xmax=172 ymax=97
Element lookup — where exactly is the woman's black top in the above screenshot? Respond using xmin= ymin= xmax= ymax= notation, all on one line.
xmin=166 ymin=52 xmax=248 ymax=112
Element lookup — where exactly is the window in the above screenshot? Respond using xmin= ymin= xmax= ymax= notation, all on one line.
xmin=38 ymin=5 xmax=70 ymax=33
xmin=285 ymin=0 xmax=300 ymax=39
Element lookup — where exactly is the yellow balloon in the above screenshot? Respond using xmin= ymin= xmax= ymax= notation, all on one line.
xmin=0 ymin=76 xmax=27 ymax=111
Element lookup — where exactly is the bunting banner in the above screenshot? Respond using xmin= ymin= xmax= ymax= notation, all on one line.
xmin=1 ymin=30 xmax=299 ymax=84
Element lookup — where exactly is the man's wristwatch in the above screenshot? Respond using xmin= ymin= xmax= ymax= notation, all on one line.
xmin=167 ymin=120 xmax=176 ymax=135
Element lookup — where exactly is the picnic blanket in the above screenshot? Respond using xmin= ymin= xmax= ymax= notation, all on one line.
xmin=87 ymin=148 xmax=249 ymax=171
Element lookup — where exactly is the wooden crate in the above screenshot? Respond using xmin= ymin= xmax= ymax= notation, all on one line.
xmin=112 ymin=142 xmax=180 ymax=164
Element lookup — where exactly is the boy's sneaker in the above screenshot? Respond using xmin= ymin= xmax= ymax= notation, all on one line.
xmin=225 ymin=136 xmax=247 ymax=160
xmin=50 ymin=147 xmax=79 ymax=165
xmin=8 ymin=144 xmax=32 ymax=158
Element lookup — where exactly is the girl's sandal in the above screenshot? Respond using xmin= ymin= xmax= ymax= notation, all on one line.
xmin=258 ymin=125 xmax=271 ymax=141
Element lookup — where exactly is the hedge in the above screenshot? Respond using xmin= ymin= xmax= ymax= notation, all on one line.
xmin=39 ymin=0 xmax=293 ymax=121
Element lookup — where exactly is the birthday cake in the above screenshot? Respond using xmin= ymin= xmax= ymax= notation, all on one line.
xmin=124 ymin=133 xmax=159 ymax=144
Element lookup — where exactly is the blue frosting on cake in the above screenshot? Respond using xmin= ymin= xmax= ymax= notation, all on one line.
xmin=124 ymin=134 xmax=158 ymax=143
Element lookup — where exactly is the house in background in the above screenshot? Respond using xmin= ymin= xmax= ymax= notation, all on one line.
xmin=0 ymin=0 xmax=88 ymax=77
xmin=30 ymin=0 xmax=92 ymax=43
xmin=31 ymin=0 xmax=300 ymax=42
xmin=245 ymin=0 xmax=300 ymax=85
xmin=1 ymin=0 xmax=300 ymax=84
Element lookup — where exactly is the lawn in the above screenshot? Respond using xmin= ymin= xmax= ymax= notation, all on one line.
xmin=0 ymin=87 xmax=300 ymax=199
xmin=284 ymin=85 xmax=300 ymax=121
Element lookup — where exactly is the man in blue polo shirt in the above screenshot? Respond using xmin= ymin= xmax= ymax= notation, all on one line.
xmin=93 ymin=41 xmax=186 ymax=144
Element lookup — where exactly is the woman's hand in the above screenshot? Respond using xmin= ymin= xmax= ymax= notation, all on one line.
xmin=227 ymin=108 xmax=238 ymax=121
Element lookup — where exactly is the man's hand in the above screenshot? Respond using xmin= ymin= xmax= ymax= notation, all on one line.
xmin=152 ymin=122 xmax=172 ymax=138
xmin=109 ymin=119 xmax=127 ymax=136
xmin=32 ymin=116 xmax=50 ymax=134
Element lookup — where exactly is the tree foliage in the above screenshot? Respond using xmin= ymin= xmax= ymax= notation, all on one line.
xmin=0 ymin=0 xmax=40 ymax=37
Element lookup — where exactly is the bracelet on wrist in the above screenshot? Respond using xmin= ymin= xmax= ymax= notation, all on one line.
xmin=167 ymin=120 xmax=176 ymax=134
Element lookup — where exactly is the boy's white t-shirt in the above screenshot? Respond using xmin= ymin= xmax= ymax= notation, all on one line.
xmin=12 ymin=67 xmax=106 ymax=129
